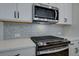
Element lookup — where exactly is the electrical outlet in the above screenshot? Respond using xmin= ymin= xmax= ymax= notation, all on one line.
xmin=14 ymin=33 xmax=21 ymax=38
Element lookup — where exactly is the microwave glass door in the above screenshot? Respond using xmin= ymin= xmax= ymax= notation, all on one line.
xmin=35 ymin=6 xmax=56 ymax=20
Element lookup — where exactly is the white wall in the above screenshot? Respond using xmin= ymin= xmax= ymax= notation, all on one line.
xmin=64 ymin=3 xmax=79 ymax=38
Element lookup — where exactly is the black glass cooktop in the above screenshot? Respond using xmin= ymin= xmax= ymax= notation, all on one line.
xmin=31 ymin=36 xmax=67 ymax=43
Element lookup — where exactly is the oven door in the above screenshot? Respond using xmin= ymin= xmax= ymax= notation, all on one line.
xmin=37 ymin=46 xmax=69 ymax=56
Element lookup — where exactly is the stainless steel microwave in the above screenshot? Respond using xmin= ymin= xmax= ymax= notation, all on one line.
xmin=32 ymin=3 xmax=59 ymax=24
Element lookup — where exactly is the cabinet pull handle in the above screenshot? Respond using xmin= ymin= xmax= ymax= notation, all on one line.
xmin=14 ymin=54 xmax=20 ymax=56
xmin=14 ymin=11 xmax=16 ymax=18
xmin=17 ymin=11 xmax=19 ymax=18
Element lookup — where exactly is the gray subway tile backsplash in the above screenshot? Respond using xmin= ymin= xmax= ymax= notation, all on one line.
xmin=4 ymin=22 xmax=64 ymax=40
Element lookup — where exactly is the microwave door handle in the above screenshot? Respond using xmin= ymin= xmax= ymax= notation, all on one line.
xmin=55 ymin=10 xmax=57 ymax=20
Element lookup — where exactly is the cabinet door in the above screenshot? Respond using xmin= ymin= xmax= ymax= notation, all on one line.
xmin=69 ymin=41 xmax=79 ymax=56
xmin=64 ymin=3 xmax=72 ymax=24
xmin=0 ymin=3 xmax=16 ymax=20
xmin=69 ymin=42 xmax=77 ymax=56
xmin=17 ymin=3 xmax=32 ymax=22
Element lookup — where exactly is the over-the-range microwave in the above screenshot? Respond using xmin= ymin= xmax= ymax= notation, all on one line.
xmin=32 ymin=3 xmax=59 ymax=24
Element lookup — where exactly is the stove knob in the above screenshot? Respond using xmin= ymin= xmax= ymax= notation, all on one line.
xmin=44 ymin=43 xmax=47 ymax=46
xmin=38 ymin=42 xmax=43 ymax=46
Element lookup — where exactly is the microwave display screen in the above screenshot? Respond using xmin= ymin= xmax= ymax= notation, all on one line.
xmin=35 ymin=6 xmax=56 ymax=19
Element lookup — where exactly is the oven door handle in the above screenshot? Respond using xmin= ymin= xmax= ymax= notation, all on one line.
xmin=39 ymin=47 xmax=68 ymax=55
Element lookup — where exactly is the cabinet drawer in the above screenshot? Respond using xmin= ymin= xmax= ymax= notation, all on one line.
xmin=0 ymin=47 xmax=35 ymax=56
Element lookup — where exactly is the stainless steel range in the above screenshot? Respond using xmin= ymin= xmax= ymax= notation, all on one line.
xmin=31 ymin=36 xmax=70 ymax=56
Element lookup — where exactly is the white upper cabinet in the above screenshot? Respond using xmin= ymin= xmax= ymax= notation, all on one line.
xmin=17 ymin=3 xmax=32 ymax=22
xmin=0 ymin=3 xmax=32 ymax=23
xmin=64 ymin=4 xmax=72 ymax=24
xmin=43 ymin=3 xmax=72 ymax=25
xmin=57 ymin=3 xmax=72 ymax=25
xmin=0 ymin=3 xmax=16 ymax=20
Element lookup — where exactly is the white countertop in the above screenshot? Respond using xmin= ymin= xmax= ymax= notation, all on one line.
xmin=64 ymin=36 xmax=79 ymax=41
xmin=0 ymin=38 xmax=36 ymax=52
